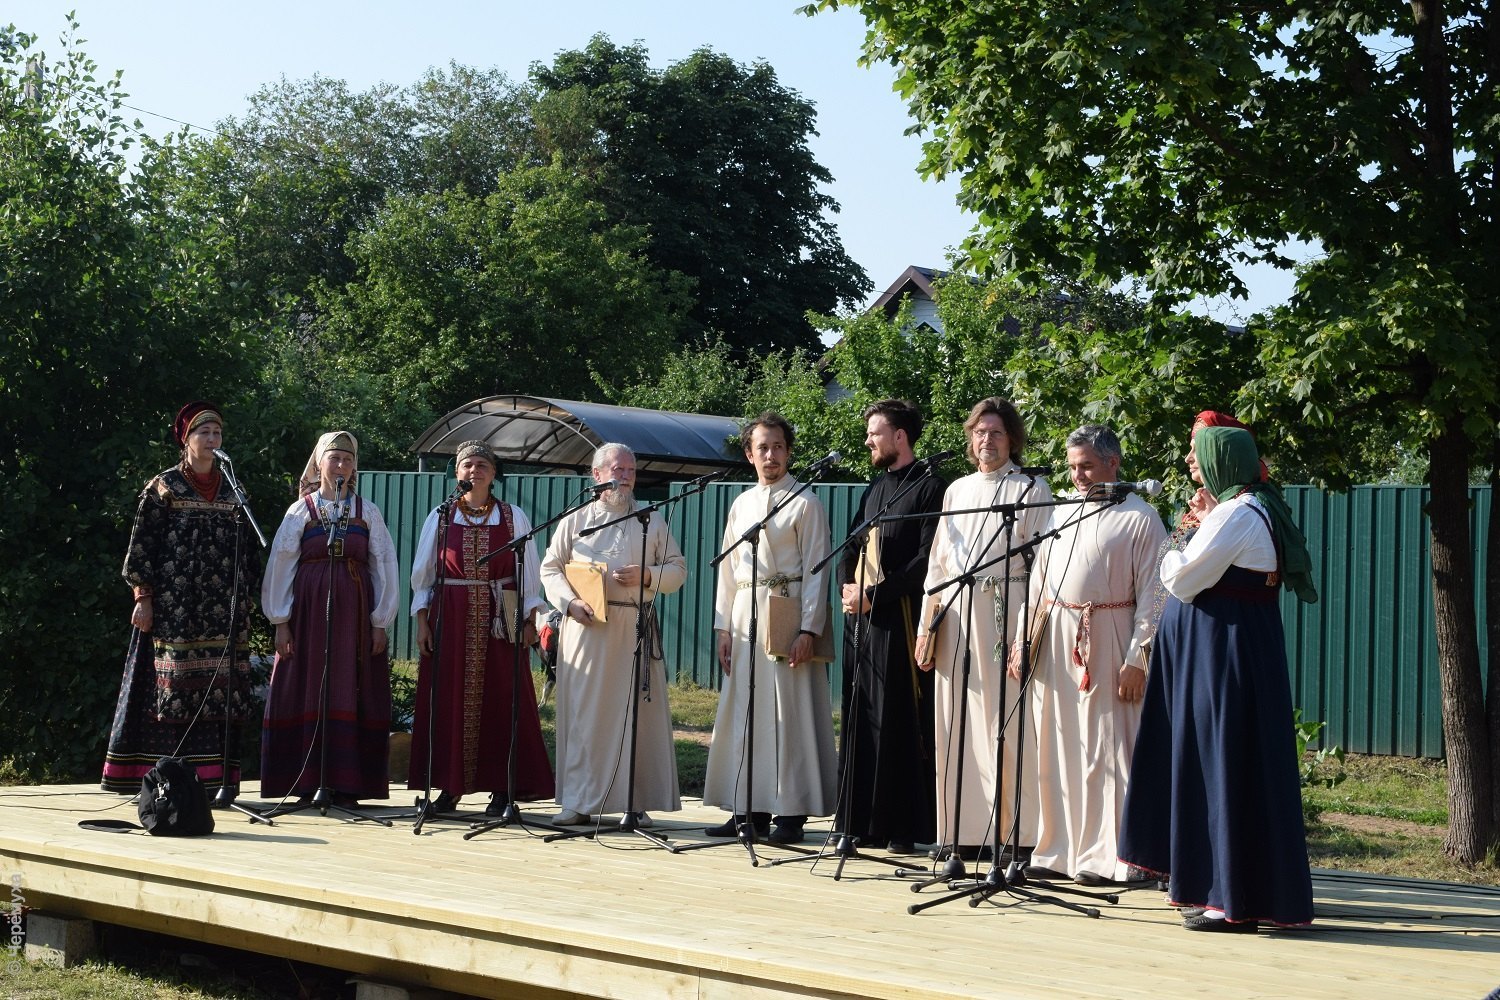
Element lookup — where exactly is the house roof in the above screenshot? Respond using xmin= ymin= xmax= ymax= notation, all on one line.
xmin=409 ymin=395 xmax=746 ymax=485
xmin=870 ymin=265 xmax=945 ymax=316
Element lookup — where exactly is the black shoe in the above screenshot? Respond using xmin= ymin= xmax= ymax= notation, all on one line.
xmin=886 ymin=841 xmax=918 ymax=856
xmin=705 ymin=815 xmax=770 ymax=838
xmin=1024 ymin=865 xmax=1069 ymax=881
xmin=1074 ymin=871 xmax=1113 ymax=886
xmin=418 ymin=791 xmax=457 ymax=814
xmin=1183 ymin=914 xmax=1257 ymax=933
xmin=485 ymin=794 xmax=509 ymax=817
xmin=767 ymin=821 xmax=805 ymax=845
xmin=1177 ymin=906 xmax=1207 ymax=918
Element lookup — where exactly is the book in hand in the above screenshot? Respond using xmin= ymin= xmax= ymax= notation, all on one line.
xmin=564 ymin=560 xmax=609 ymax=623
xmin=764 ymin=594 xmax=835 ymax=663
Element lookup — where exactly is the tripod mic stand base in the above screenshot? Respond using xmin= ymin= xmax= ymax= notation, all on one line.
xmin=211 ymin=785 xmax=274 ymax=825
xmin=262 ymin=787 xmax=394 ymax=826
xmin=465 ymin=801 xmax=567 ymax=841
xmin=765 ymin=833 xmax=910 ymax=878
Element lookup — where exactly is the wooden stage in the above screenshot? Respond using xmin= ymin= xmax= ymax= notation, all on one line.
xmin=4 ymin=782 xmax=1498 ymax=999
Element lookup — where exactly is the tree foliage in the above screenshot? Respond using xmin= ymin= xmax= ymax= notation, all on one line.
xmin=313 ymin=163 xmax=691 ymax=466
xmin=533 ymin=36 xmax=872 ymax=353
xmin=0 ymin=22 xmax=269 ymax=777
xmin=816 ymin=0 xmax=1498 ymax=860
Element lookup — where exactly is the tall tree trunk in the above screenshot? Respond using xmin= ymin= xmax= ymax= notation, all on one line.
xmin=1428 ymin=414 xmax=1493 ymax=862
xmin=1487 ymin=432 xmax=1500 ymax=843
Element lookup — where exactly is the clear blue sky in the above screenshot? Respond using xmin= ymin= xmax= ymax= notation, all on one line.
xmin=10 ymin=1 xmax=1291 ymax=321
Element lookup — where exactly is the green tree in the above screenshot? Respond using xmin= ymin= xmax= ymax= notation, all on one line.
xmin=313 ymin=162 xmax=691 ymax=467
xmin=532 ymin=36 xmax=872 ymax=354
xmin=0 ymin=22 xmax=266 ymax=777
xmin=817 ymin=0 xmax=1499 ymax=860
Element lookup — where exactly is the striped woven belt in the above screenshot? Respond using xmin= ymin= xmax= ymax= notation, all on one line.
xmin=736 ymin=573 xmax=801 ymax=592
xmin=443 ymin=575 xmax=515 ymax=586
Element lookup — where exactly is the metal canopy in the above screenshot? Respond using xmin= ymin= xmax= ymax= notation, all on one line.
xmin=410 ymin=395 xmax=746 ymax=484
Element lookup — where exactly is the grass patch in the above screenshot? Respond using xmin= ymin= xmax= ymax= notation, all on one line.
xmin=1303 ymin=752 xmax=1450 ymax=825
xmin=1301 ymin=752 xmax=1499 ymax=886
xmin=669 ymin=676 xmax=719 ymax=731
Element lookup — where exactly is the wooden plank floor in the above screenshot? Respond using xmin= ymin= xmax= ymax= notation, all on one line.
xmin=3 ymin=782 xmax=1498 ymax=999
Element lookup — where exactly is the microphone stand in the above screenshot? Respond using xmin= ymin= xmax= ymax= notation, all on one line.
xmin=906 ymin=485 xmax=1129 ymax=917
xmin=213 ymin=454 xmax=272 ymax=824
xmin=767 ymin=457 xmax=942 ymax=877
xmin=266 ymin=479 xmax=391 ymax=826
xmin=408 ymin=481 xmax=467 ymax=834
xmin=464 ymin=486 xmax=602 ymax=841
xmin=673 ymin=464 xmax=834 ymax=866
xmin=542 ymin=472 xmax=720 ymax=850
xmin=871 ymin=476 xmax=1054 ymax=888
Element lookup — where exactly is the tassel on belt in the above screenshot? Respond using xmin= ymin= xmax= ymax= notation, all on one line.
xmin=1046 ymin=597 xmax=1133 ymax=691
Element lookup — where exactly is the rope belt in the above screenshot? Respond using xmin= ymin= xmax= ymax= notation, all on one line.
xmin=736 ymin=573 xmax=801 ymax=593
xmin=1046 ymin=597 xmax=1133 ymax=691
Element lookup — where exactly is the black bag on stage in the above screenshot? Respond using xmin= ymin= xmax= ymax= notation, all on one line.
xmin=137 ymin=757 xmax=215 ymax=836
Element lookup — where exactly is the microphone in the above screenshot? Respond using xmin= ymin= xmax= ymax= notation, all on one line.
xmin=687 ymin=469 xmax=729 ymax=486
xmin=334 ymin=475 xmax=346 ymax=496
xmin=921 ymin=449 xmax=955 ymax=468
xmin=1018 ymin=465 xmax=1052 ymax=477
xmin=1100 ymin=479 xmax=1163 ymax=498
xmin=212 ymin=448 xmax=233 ymax=465
xmin=589 ymin=479 xmax=620 ymax=494
xmin=456 ymin=479 xmax=473 ymax=493
xmin=804 ymin=451 xmax=842 ymax=473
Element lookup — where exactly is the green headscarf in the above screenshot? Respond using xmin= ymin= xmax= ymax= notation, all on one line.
xmin=1196 ymin=427 xmax=1318 ymax=604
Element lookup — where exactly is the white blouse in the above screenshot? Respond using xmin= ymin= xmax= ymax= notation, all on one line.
xmin=408 ymin=503 xmax=543 ymax=617
xmin=1160 ymin=493 xmax=1277 ymax=602
xmin=261 ymin=494 xmax=401 ymax=628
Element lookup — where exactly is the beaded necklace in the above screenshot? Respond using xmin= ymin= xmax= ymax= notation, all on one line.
xmin=180 ymin=461 xmax=221 ymax=501
xmin=457 ymin=494 xmax=496 ymax=522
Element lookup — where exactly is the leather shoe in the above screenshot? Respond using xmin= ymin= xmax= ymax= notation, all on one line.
xmin=1024 ymin=865 xmax=1069 ymax=881
xmin=705 ymin=815 xmax=768 ymax=838
xmin=485 ymin=794 xmax=509 ymax=817
xmin=553 ymin=808 xmax=590 ymax=825
xmin=1183 ymin=913 xmax=1257 ymax=933
xmin=886 ymin=841 xmax=918 ymax=856
xmin=767 ymin=822 xmax=805 ymax=845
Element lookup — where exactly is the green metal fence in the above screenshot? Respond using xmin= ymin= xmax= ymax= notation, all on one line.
xmin=363 ymin=472 xmax=1491 ymax=758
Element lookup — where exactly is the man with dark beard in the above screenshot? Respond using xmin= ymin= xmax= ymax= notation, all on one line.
xmin=835 ymin=399 xmax=946 ymax=854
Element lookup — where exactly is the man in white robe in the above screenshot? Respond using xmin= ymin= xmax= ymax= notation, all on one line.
xmin=915 ymin=398 xmax=1052 ymax=860
xmin=1021 ymin=425 xmax=1165 ymax=885
xmin=540 ymin=443 xmax=688 ymax=826
xmin=702 ymin=413 xmax=838 ymax=845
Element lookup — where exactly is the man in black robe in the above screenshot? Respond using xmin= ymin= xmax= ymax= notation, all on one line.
xmin=836 ymin=399 xmax=945 ymax=853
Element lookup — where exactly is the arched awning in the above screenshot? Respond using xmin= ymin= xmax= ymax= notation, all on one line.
xmin=410 ymin=395 xmax=746 ymax=484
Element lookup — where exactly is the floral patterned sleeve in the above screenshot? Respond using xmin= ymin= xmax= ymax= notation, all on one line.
xmin=121 ymin=477 xmax=167 ymax=594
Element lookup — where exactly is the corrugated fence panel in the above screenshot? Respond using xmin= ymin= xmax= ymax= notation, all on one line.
xmin=1281 ymin=485 xmax=1490 ymax=758
xmin=365 ymin=474 xmax=1489 ymax=757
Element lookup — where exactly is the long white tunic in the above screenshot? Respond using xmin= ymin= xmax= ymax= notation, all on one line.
xmin=702 ymin=477 xmax=838 ymax=817
xmin=1028 ymin=492 xmax=1166 ymax=879
xmin=262 ymin=494 xmax=400 ymax=629
xmin=918 ymin=463 xmax=1053 ymax=846
xmin=539 ymin=498 xmax=688 ymax=815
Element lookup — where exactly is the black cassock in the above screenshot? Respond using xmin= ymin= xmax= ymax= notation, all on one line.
xmin=836 ymin=460 xmax=945 ymax=847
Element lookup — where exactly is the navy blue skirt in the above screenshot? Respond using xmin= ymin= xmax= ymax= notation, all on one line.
xmin=1119 ymin=566 xmax=1313 ymax=925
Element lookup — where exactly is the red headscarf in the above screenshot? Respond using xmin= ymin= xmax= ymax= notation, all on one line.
xmin=1190 ymin=410 xmax=1269 ymax=481
xmin=173 ymin=400 xmax=223 ymax=446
